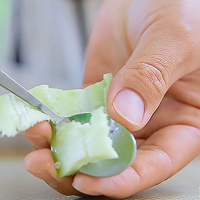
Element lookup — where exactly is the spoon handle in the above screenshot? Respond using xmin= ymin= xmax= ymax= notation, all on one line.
xmin=0 ymin=70 xmax=62 ymax=122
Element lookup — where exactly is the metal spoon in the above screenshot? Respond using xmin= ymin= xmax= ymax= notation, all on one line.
xmin=0 ymin=70 xmax=137 ymax=177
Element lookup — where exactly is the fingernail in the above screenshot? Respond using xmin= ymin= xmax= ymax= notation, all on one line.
xmin=113 ymin=89 xmax=144 ymax=125
xmin=73 ymin=178 xmax=101 ymax=196
xmin=72 ymin=178 xmax=82 ymax=192
xmin=73 ymin=178 xmax=89 ymax=195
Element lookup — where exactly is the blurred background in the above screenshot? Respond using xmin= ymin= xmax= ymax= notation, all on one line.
xmin=0 ymin=0 xmax=103 ymax=155
xmin=1 ymin=2 xmax=200 ymax=200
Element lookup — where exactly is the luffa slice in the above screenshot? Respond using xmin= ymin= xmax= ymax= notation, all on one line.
xmin=0 ymin=73 xmax=118 ymax=176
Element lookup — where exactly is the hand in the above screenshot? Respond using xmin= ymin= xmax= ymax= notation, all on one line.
xmin=24 ymin=0 xmax=200 ymax=198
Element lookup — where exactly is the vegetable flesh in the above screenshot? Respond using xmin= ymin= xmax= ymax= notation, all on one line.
xmin=51 ymin=107 xmax=118 ymax=177
xmin=0 ymin=94 xmax=49 ymax=137
xmin=0 ymin=73 xmax=118 ymax=177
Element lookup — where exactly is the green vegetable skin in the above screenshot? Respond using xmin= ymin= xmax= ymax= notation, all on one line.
xmin=0 ymin=73 xmax=128 ymax=177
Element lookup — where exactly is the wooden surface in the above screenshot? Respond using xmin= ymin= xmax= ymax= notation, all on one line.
xmin=0 ymin=154 xmax=199 ymax=200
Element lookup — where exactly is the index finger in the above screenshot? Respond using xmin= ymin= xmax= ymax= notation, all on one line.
xmin=23 ymin=121 xmax=52 ymax=149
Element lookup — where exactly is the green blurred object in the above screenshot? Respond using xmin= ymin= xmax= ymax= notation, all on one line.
xmin=0 ymin=0 xmax=13 ymax=62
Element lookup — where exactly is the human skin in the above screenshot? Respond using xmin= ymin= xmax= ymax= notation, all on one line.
xmin=24 ymin=0 xmax=200 ymax=198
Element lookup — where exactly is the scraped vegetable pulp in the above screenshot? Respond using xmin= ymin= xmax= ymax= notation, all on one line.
xmin=0 ymin=74 xmax=125 ymax=177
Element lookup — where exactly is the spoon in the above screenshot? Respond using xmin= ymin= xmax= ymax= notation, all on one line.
xmin=0 ymin=70 xmax=137 ymax=177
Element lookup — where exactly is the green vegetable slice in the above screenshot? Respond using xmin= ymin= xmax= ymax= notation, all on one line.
xmin=0 ymin=73 xmax=137 ymax=177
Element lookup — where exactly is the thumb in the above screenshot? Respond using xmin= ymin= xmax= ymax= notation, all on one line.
xmin=107 ymin=31 xmax=200 ymax=131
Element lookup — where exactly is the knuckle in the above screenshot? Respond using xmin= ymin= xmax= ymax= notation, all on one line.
xmin=129 ymin=61 xmax=169 ymax=96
